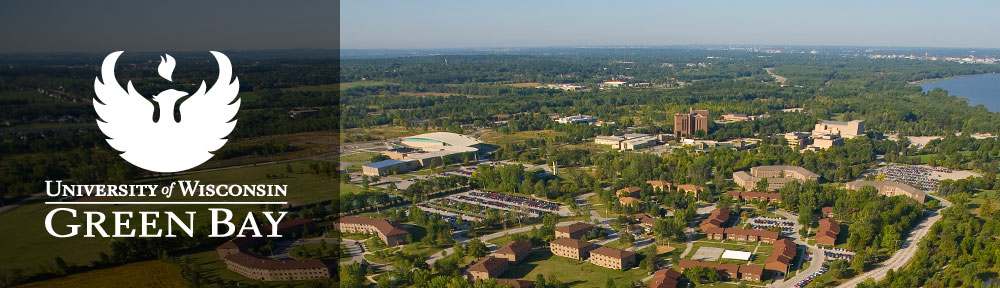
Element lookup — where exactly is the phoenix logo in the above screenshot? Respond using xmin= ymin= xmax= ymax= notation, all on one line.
xmin=94 ymin=51 xmax=240 ymax=173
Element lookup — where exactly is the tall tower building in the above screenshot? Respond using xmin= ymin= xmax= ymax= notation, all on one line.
xmin=674 ymin=107 xmax=709 ymax=138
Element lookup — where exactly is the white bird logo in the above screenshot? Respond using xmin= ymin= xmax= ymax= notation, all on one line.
xmin=94 ymin=51 xmax=240 ymax=173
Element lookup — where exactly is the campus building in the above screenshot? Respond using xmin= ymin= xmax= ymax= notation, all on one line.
xmin=765 ymin=238 xmax=797 ymax=274
xmin=648 ymin=268 xmax=682 ymax=288
xmin=646 ymin=180 xmax=673 ymax=192
xmin=555 ymin=222 xmax=594 ymax=239
xmin=699 ymin=207 xmax=779 ymax=243
xmin=812 ymin=120 xmax=865 ymax=139
xmin=845 ymin=180 xmax=927 ymax=203
xmin=676 ymin=184 xmax=705 ymax=198
xmin=215 ymin=219 xmax=333 ymax=281
xmin=595 ymin=136 xmax=625 ymax=149
xmin=674 ymin=108 xmax=709 ymax=138
xmin=549 ymin=238 xmax=595 ymax=260
xmin=364 ymin=131 xmax=482 ymax=176
xmin=222 ymin=253 xmax=334 ymax=281
xmin=362 ymin=159 xmax=419 ymax=176
xmin=334 ymin=216 xmax=409 ymax=246
xmin=588 ymin=246 xmax=636 ymax=269
xmin=494 ymin=241 xmax=533 ymax=264
xmin=816 ymin=218 xmax=840 ymax=246
xmin=616 ymin=186 xmax=641 ymax=198
xmin=726 ymin=190 xmax=782 ymax=204
xmin=733 ymin=165 xmax=820 ymax=191
xmin=467 ymin=256 xmax=509 ymax=281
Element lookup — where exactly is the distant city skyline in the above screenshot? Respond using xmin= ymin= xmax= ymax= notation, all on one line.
xmin=342 ymin=0 xmax=1000 ymax=50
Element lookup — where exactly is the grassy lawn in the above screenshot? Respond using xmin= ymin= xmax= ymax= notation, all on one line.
xmin=488 ymin=231 xmax=532 ymax=247
xmin=500 ymin=250 xmax=651 ymax=287
xmin=603 ymin=239 xmax=634 ymax=250
xmin=341 ymin=183 xmax=364 ymax=195
xmin=17 ymin=260 xmax=188 ymax=288
xmin=970 ymin=189 xmax=998 ymax=217
xmin=0 ymin=160 xmax=337 ymax=272
xmin=289 ymin=242 xmax=338 ymax=259
xmin=339 ymin=152 xmax=380 ymax=163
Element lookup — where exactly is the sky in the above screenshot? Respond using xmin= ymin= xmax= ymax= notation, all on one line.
xmin=342 ymin=0 xmax=1000 ymax=49
xmin=0 ymin=0 xmax=337 ymax=53
xmin=2 ymin=1 xmax=998 ymax=53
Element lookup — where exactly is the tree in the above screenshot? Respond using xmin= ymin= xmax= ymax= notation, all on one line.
xmin=717 ymin=194 xmax=733 ymax=210
xmin=467 ymin=239 xmax=488 ymax=258
xmin=755 ymin=178 xmax=769 ymax=192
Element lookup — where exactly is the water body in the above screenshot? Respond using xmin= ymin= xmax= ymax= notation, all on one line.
xmin=920 ymin=73 xmax=1000 ymax=112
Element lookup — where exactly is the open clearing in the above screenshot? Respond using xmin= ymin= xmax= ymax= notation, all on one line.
xmin=501 ymin=250 xmax=649 ymax=287
xmin=17 ymin=260 xmax=187 ymax=288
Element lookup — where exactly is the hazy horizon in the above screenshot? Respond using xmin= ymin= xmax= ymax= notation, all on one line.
xmin=342 ymin=0 xmax=1000 ymax=50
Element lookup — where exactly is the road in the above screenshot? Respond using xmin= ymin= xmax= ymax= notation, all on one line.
xmin=771 ymin=209 xmax=825 ymax=288
xmin=835 ymin=198 xmax=951 ymax=288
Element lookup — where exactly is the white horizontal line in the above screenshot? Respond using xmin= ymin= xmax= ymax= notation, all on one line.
xmin=45 ymin=202 xmax=288 ymax=205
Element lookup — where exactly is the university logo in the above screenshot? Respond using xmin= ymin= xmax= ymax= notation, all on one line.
xmin=94 ymin=51 xmax=240 ymax=173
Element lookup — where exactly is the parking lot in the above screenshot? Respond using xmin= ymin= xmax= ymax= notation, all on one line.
xmin=747 ymin=216 xmax=795 ymax=233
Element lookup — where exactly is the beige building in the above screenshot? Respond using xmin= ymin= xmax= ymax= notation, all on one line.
xmin=494 ymin=241 xmax=532 ymax=264
xmin=783 ymin=132 xmax=811 ymax=150
xmin=676 ymin=184 xmax=705 ymax=198
xmin=845 ymin=180 xmax=926 ymax=203
xmin=595 ymin=136 xmax=624 ymax=149
xmin=335 ymin=216 xmax=409 ymax=246
xmin=555 ymin=222 xmax=594 ymax=239
xmin=467 ymin=256 xmax=508 ymax=281
xmin=646 ymin=180 xmax=673 ymax=192
xmin=616 ymin=186 xmax=641 ymax=198
xmin=550 ymin=238 xmax=594 ymax=260
xmin=809 ymin=134 xmax=845 ymax=150
xmin=620 ymin=136 xmax=658 ymax=151
xmin=589 ymin=246 xmax=636 ymax=269
xmin=733 ymin=165 xmax=820 ymax=191
xmin=813 ymin=120 xmax=865 ymax=138
xmin=222 ymin=253 xmax=333 ymax=281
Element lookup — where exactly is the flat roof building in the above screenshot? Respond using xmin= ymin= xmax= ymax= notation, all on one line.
xmin=674 ymin=108 xmax=709 ymax=138
xmin=733 ymin=165 xmax=820 ymax=191
xmin=845 ymin=180 xmax=926 ymax=203
xmin=362 ymin=159 xmax=418 ymax=176
xmin=813 ymin=120 xmax=865 ymax=139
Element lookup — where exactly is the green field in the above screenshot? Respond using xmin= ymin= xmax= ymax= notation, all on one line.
xmin=970 ymin=189 xmax=999 ymax=217
xmin=0 ymin=160 xmax=337 ymax=272
xmin=499 ymin=250 xmax=651 ymax=287
xmin=17 ymin=260 xmax=188 ymax=288
xmin=339 ymin=152 xmax=380 ymax=163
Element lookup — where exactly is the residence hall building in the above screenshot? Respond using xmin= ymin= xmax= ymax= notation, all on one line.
xmin=549 ymin=238 xmax=594 ymax=260
xmin=334 ymin=216 xmax=409 ymax=246
xmin=816 ymin=218 xmax=840 ymax=246
xmin=699 ymin=207 xmax=779 ymax=243
xmin=845 ymin=180 xmax=927 ymax=203
xmin=674 ymin=108 xmax=709 ymax=138
xmin=765 ymin=238 xmax=798 ymax=274
xmin=494 ymin=241 xmax=532 ymax=264
xmin=215 ymin=218 xmax=334 ymax=281
xmin=555 ymin=222 xmax=594 ymax=239
xmin=616 ymin=186 xmax=641 ymax=197
xmin=726 ymin=190 xmax=782 ymax=204
xmin=589 ymin=246 xmax=636 ymax=269
xmin=646 ymin=180 xmax=673 ymax=192
xmin=676 ymin=184 xmax=705 ymax=198
xmin=648 ymin=268 xmax=682 ymax=288
xmin=733 ymin=165 xmax=820 ymax=191
xmin=677 ymin=260 xmax=764 ymax=282
xmin=467 ymin=256 xmax=509 ymax=281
